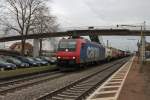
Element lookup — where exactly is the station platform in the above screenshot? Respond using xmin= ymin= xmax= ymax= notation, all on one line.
xmin=87 ymin=56 xmax=150 ymax=100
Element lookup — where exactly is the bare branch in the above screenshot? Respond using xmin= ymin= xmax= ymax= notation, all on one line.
xmin=0 ymin=0 xmax=57 ymax=55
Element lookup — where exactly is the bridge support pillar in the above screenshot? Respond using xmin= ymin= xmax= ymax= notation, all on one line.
xmin=33 ymin=39 xmax=40 ymax=57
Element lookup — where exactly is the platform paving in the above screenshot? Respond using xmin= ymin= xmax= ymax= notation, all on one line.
xmin=118 ymin=56 xmax=150 ymax=100
xmin=87 ymin=57 xmax=134 ymax=100
xmin=87 ymin=56 xmax=150 ymax=100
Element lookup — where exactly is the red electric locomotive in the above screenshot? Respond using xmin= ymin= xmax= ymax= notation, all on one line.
xmin=56 ymin=37 xmax=106 ymax=71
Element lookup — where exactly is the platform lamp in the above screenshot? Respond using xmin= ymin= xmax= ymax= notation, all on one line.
xmin=117 ymin=22 xmax=146 ymax=72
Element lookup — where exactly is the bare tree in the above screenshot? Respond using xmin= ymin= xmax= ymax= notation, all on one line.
xmin=31 ymin=6 xmax=59 ymax=56
xmin=1 ymin=0 xmax=51 ymax=56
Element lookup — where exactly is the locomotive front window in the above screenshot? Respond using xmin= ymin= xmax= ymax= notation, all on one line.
xmin=58 ymin=40 xmax=76 ymax=51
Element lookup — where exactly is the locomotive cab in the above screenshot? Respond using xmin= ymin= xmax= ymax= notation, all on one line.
xmin=56 ymin=38 xmax=82 ymax=68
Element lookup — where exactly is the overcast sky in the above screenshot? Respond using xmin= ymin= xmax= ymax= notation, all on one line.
xmin=50 ymin=0 xmax=150 ymax=27
xmin=46 ymin=0 xmax=150 ymax=52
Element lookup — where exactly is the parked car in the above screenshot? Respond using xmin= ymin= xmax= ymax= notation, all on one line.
xmin=33 ymin=58 xmax=48 ymax=66
xmin=0 ymin=59 xmax=16 ymax=71
xmin=13 ymin=56 xmax=39 ymax=67
xmin=26 ymin=57 xmax=41 ymax=66
xmin=40 ymin=56 xmax=56 ymax=64
xmin=3 ymin=56 xmax=29 ymax=68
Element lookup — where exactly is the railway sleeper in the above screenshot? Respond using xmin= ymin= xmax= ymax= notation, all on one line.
xmin=61 ymin=91 xmax=81 ymax=96
xmin=74 ymin=86 xmax=92 ymax=90
xmin=74 ymin=84 xmax=90 ymax=86
xmin=65 ymin=89 xmax=83 ymax=94
xmin=7 ymin=85 xmax=15 ymax=88
xmin=76 ymin=84 xmax=94 ymax=87
xmin=69 ymin=88 xmax=86 ymax=92
xmin=51 ymin=96 xmax=64 ymax=100
xmin=71 ymin=87 xmax=87 ymax=90
xmin=0 ymin=87 xmax=11 ymax=91
xmin=68 ymin=88 xmax=85 ymax=93
xmin=80 ymin=80 xmax=99 ymax=84
xmin=56 ymin=94 xmax=79 ymax=99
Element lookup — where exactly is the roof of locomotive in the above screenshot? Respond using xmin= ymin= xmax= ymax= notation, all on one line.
xmin=59 ymin=37 xmax=88 ymax=43
xmin=59 ymin=37 xmax=103 ymax=45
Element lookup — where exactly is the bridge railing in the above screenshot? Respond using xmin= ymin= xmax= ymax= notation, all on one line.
xmin=0 ymin=25 xmax=150 ymax=39
xmin=59 ymin=25 xmax=150 ymax=32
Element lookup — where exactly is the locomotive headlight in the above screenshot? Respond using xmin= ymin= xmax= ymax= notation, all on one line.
xmin=72 ymin=56 xmax=76 ymax=59
xmin=57 ymin=56 xmax=61 ymax=59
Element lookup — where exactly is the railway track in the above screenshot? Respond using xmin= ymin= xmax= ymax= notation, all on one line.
xmin=0 ymin=71 xmax=58 ymax=86
xmin=0 ymin=67 xmax=58 ymax=82
xmin=35 ymin=59 xmax=128 ymax=100
xmin=0 ymin=71 xmax=67 ymax=95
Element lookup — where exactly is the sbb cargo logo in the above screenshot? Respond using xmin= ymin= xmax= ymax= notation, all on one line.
xmin=87 ymin=47 xmax=99 ymax=59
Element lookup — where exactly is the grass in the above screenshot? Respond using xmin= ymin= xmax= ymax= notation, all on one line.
xmin=145 ymin=62 xmax=150 ymax=65
xmin=0 ymin=65 xmax=57 ymax=79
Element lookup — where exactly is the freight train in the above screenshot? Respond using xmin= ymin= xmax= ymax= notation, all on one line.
xmin=56 ymin=37 xmax=128 ymax=71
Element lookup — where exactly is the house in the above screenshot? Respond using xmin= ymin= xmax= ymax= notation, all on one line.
xmin=9 ymin=42 xmax=33 ymax=56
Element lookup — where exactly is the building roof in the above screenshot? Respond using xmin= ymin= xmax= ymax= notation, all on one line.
xmin=10 ymin=42 xmax=33 ymax=50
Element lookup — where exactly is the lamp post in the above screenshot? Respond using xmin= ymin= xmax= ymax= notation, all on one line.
xmin=117 ymin=22 xmax=146 ymax=69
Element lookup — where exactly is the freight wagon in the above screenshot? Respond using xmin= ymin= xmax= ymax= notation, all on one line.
xmin=105 ymin=47 xmax=120 ymax=61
